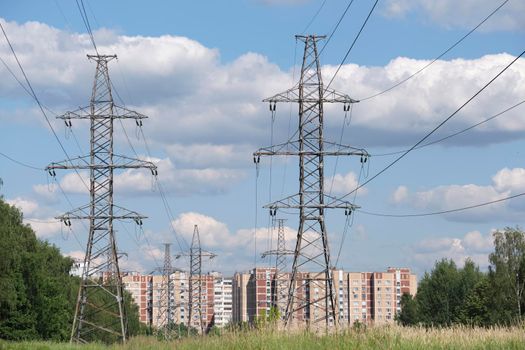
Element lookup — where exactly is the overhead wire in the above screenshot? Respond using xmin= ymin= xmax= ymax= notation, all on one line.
xmin=370 ymin=99 xmax=525 ymax=157
xmin=324 ymin=0 xmax=379 ymax=92
xmin=358 ymin=0 xmax=510 ymax=102
xmin=301 ymin=0 xmax=328 ymax=34
xmin=334 ymin=48 xmax=525 ymax=203
xmin=358 ymin=191 xmax=525 ymax=218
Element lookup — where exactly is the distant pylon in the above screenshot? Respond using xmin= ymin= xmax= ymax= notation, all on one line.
xmin=261 ymin=218 xmax=293 ymax=319
xmin=254 ymin=35 xmax=368 ymax=329
xmin=47 ymin=54 xmax=157 ymax=343
xmin=176 ymin=225 xmax=216 ymax=334
xmin=156 ymin=243 xmax=174 ymax=339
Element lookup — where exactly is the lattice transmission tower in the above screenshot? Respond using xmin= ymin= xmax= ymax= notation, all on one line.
xmin=176 ymin=225 xmax=216 ymax=334
xmin=156 ymin=243 xmax=176 ymax=339
xmin=254 ymin=35 xmax=368 ymax=329
xmin=261 ymin=218 xmax=293 ymax=319
xmin=47 ymin=54 xmax=157 ymax=343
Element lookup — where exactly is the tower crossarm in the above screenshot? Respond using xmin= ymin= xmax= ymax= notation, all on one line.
xmin=261 ymin=249 xmax=294 ymax=258
xmin=58 ymin=105 xmax=148 ymax=121
xmin=46 ymin=154 xmax=158 ymax=172
xmin=263 ymin=193 xmax=359 ymax=211
xmin=263 ymin=87 xmax=358 ymax=104
xmin=56 ymin=204 xmax=148 ymax=222
xmin=174 ymin=251 xmax=217 ymax=259
xmin=254 ymin=141 xmax=368 ymax=158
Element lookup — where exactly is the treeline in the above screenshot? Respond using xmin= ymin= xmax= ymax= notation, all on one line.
xmin=0 ymin=198 xmax=142 ymax=341
xmin=398 ymin=227 xmax=525 ymax=327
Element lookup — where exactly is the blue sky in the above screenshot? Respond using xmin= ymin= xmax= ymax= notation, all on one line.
xmin=0 ymin=0 xmax=524 ymax=277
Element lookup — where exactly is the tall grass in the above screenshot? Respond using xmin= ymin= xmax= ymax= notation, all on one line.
xmin=2 ymin=324 xmax=524 ymax=350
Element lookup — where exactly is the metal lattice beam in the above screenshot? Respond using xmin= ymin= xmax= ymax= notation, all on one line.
xmin=254 ymin=35 xmax=368 ymax=330
xmin=175 ymin=225 xmax=216 ymax=335
xmin=46 ymin=54 xmax=157 ymax=343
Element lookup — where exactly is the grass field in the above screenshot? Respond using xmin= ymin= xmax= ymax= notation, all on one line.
xmin=1 ymin=325 xmax=524 ymax=350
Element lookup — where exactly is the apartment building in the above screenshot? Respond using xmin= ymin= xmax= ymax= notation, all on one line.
xmin=211 ymin=272 xmax=233 ymax=327
xmin=233 ymin=267 xmax=417 ymax=327
xmin=122 ymin=272 xmax=152 ymax=324
xmin=123 ymin=270 xmax=222 ymax=331
xmin=232 ymin=272 xmax=250 ymax=324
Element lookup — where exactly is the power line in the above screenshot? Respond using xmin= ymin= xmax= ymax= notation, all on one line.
xmin=334 ymin=48 xmax=525 ymax=203
xmin=359 ymin=0 xmax=510 ymax=102
xmin=359 ymin=191 xmax=525 ymax=218
xmin=318 ymin=0 xmax=356 ymax=56
xmin=301 ymin=0 xmax=327 ymax=34
xmin=0 ymin=21 xmax=90 ymax=192
xmin=324 ymin=0 xmax=379 ymax=92
xmin=75 ymin=0 xmax=99 ymax=54
xmin=371 ymin=99 xmax=525 ymax=157
xmin=0 ymin=152 xmax=42 ymax=171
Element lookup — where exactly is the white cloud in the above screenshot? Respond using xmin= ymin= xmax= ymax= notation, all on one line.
xmin=2 ymin=18 xmax=523 ymax=158
xmin=325 ymin=171 xmax=367 ymax=196
xmin=382 ymin=0 xmax=525 ymax=31
xmin=6 ymin=197 xmax=39 ymax=216
xmin=26 ymin=218 xmax=63 ymax=239
xmin=39 ymin=157 xmax=246 ymax=197
xmin=391 ymin=185 xmax=408 ymax=203
xmin=411 ymin=229 xmax=495 ymax=272
xmin=390 ymin=167 xmax=525 ymax=222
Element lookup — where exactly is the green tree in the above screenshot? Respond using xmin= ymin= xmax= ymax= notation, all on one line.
xmin=457 ymin=277 xmax=492 ymax=326
xmin=488 ymin=227 xmax=525 ymax=324
xmin=0 ymin=197 xmax=142 ymax=342
xmin=396 ymin=293 xmax=418 ymax=326
xmin=415 ymin=259 xmax=483 ymax=326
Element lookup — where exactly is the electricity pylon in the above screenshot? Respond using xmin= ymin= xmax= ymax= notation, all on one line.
xmin=47 ymin=54 xmax=157 ymax=343
xmin=254 ymin=35 xmax=368 ymax=329
xmin=156 ymin=243 xmax=175 ymax=339
xmin=261 ymin=218 xmax=293 ymax=319
xmin=176 ymin=225 xmax=216 ymax=334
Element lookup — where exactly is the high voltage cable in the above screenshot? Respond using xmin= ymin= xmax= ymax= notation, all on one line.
xmin=0 ymin=21 xmax=90 ymax=193
xmin=324 ymin=0 xmax=379 ymax=92
xmin=0 ymin=152 xmax=42 ymax=171
xmin=359 ymin=0 xmax=510 ymax=102
xmin=75 ymin=0 xmax=99 ymax=54
xmin=319 ymin=0 xmax=357 ymax=56
xmin=370 ymin=99 xmax=525 ymax=157
xmin=301 ymin=0 xmax=328 ymax=34
xmin=359 ymin=191 xmax=525 ymax=218
xmin=333 ymin=48 xmax=525 ymax=204
xmin=73 ymin=0 xmax=190 ymax=257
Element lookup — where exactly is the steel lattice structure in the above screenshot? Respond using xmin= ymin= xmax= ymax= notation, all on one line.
xmin=176 ymin=225 xmax=216 ymax=334
xmin=254 ymin=35 xmax=368 ymax=329
xmin=261 ymin=218 xmax=293 ymax=319
xmin=47 ymin=54 xmax=157 ymax=343
xmin=156 ymin=243 xmax=174 ymax=339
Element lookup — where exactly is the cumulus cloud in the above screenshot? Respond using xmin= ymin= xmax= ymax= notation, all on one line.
xmin=411 ymin=229 xmax=495 ymax=272
xmin=2 ymin=18 xmax=523 ymax=159
xmin=325 ymin=171 xmax=367 ymax=196
xmin=382 ymin=0 xmax=525 ymax=31
xmin=25 ymin=218 xmax=63 ymax=239
xmin=390 ymin=167 xmax=525 ymax=222
xmin=6 ymin=197 xmax=39 ymax=216
xmin=38 ymin=157 xmax=246 ymax=197
xmin=170 ymin=211 xmax=297 ymax=250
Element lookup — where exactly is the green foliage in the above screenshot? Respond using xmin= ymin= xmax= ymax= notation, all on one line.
xmin=0 ymin=197 xmax=141 ymax=342
xmin=488 ymin=227 xmax=525 ymax=324
xmin=396 ymin=293 xmax=418 ymax=326
xmin=409 ymin=258 xmax=484 ymax=327
xmin=253 ymin=306 xmax=280 ymax=330
xmin=457 ymin=277 xmax=492 ymax=327
xmin=0 ymin=199 xmax=75 ymax=341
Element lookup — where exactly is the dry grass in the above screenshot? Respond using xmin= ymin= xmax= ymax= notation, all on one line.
xmin=1 ymin=324 xmax=524 ymax=350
